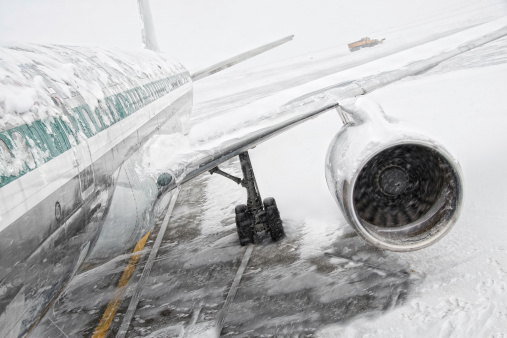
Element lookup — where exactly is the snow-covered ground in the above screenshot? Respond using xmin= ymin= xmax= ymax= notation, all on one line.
xmin=187 ymin=26 xmax=507 ymax=336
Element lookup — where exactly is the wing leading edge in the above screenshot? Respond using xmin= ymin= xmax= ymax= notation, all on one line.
xmin=160 ymin=22 xmax=507 ymax=193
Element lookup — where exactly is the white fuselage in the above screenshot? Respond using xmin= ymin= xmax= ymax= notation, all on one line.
xmin=0 ymin=43 xmax=193 ymax=337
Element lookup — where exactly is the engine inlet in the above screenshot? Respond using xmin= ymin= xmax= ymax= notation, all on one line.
xmin=353 ymin=144 xmax=454 ymax=228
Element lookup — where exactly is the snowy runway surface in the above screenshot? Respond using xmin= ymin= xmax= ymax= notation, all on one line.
xmin=33 ymin=159 xmax=421 ymax=337
xmin=34 ymin=32 xmax=507 ymax=337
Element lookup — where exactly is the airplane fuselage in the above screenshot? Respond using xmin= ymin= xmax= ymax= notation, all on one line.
xmin=0 ymin=43 xmax=193 ymax=336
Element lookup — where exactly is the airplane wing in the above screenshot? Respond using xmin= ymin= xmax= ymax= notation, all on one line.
xmin=146 ymin=20 xmax=507 ymax=254
xmin=156 ymin=21 xmax=507 ymax=194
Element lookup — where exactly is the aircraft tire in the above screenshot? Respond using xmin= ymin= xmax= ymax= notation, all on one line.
xmin=264 ymin=198 xmax=284 ymax=241
xmin=235 ymin=204 xmax=254 ymax=246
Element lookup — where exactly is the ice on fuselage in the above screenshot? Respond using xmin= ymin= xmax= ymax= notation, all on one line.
xmin=0 ymin=43 xmax=190 ymax=187
xmin=0 ymin=43 xmax=186 ymax=129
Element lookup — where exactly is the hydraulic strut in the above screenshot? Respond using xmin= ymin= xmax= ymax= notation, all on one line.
xmin=209 ymin=151 xmax=263 ymax=215
xmin=238 ymin=152 xmax=263 ymax=216
xmin=209 ymin=150 xmax=284 ymax=245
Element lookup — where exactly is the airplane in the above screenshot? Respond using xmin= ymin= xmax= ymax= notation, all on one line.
xmin=0 ymin=0 xmax=506 ymax=336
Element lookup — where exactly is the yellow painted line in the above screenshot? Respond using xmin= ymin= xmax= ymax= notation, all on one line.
xmin=92 ymin=231 xmax=151 ymax=338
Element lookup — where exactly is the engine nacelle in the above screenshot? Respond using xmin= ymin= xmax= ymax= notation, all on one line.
xmin=325 ymin=98 xmax=463 ymax=251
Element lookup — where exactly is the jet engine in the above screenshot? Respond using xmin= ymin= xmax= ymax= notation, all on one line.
xmin=325 ymin=98 xmax=463 ymax=251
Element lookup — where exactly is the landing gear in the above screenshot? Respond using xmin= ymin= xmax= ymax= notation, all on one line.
xmin=210 ymin=151 xmax=284 ymax=245
xmin=235 ymin=204 xmax=254 ymax=246
xmin=264 ymin=197 xmax=284 ymax=241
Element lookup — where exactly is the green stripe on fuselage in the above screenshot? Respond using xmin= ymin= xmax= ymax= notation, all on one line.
xmin=0 ymin=72 xmax=190 ymax=189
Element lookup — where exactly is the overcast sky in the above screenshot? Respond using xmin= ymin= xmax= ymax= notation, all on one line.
xmin=0 ymin=0 xmax=506 ymax=70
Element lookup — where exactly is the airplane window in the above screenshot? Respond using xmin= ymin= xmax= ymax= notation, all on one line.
xmin=81 ymin=108 xmax=97 ymax=135
xmin=0 ymin=138 xmax=13 ymax=163
xmin=56 ymin=100 xmax=75 ymax=134
xmin=120 ymin=95 xmax=133 ymax=115
xmin=98 ymin=102 xmax=112 ymax=126
xmin=11 ymin=131 xmax=36 ymax=169
xmin=155 ymin=83 xmax=163 ymax=97
xmin=136 ymin=89 xmax=145 ymax=107
xmin=106 ymin=98 xmax=120 ymax=122
xmin=92 ymin=107 xmax=106 ymax=130
xmin=144 ymin=85 xmax=154 ymax=101
xmin=131 ymin=90 xmax=141 ymax=109
xmin=94 ymin=106 xmax=105 ymax=127
xmin=121 ymin=100 xmax=129 ymax=116
xmin=139 ymin=87 xmax=149 ymax=102
xmin=156 ymin=84 xmax=163 ymax=96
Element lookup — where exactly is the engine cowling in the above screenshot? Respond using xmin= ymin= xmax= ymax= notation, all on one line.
xmin=325 ymin=98 xmax=463 ymax=251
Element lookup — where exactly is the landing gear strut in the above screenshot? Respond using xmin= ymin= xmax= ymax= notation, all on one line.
xmin=209 ymin=151 xmax=284 ymax=245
